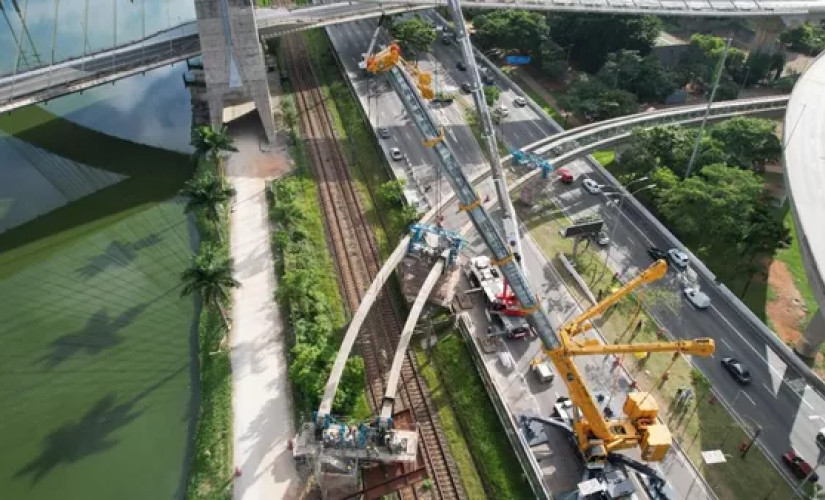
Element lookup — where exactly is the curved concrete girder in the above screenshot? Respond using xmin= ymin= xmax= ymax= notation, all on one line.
xmin=380 ymin=254 xmax=447 ymax=421
xmin=318 ymin=237 xmax=411 ymax=418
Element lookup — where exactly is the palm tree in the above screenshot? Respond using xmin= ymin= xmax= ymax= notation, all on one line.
xmin=181 ymin=244 xmax=239 ymax=330
xmin=191 ymin=125 xmax=238 ymax=173
xmin=180 ymin=171 xmax=236 ymax=243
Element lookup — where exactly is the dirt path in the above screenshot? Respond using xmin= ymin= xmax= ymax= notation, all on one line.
xmin=226 ymin=115 xmax=299 ymax=500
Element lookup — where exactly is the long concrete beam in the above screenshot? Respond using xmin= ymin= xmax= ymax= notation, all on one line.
xmin=380 ymin=253 xmax=447 ymax=422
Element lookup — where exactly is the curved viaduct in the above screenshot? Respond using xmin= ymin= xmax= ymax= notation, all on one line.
xmin=320 ymin=95 xmax=791 ymax=411
xmin=782 ymin=52 xmax=825 ymax=360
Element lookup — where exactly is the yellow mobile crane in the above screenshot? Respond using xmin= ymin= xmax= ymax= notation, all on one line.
xmin=538 ymin=259 xmax=715 ymax=464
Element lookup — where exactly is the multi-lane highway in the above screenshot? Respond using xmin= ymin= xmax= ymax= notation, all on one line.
xmin=325 ymin=16 xmax=717 ymax=498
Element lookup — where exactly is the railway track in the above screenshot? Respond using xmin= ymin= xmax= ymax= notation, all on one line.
xmin=281 ymin=33 xmax=464 ymax=500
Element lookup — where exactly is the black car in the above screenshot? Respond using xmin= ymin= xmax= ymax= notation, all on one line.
xmin=377 ymin=127 xmax=390 ymax=139
xmin=456 ymin=61 xmax=467 ymax=71
xmin=461 ymin=82 xmax=474 ymax=93
xmin=648 ymin=247 xmax=667 ymax=261
xmin=721 ymin=357 xmax=752 ymax=385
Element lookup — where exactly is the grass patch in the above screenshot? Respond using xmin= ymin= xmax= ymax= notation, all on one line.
xmin=592 ymin=150 xmax=615 ymax=167
xmin=186 ymin=159 xmax=234 ymax=500
xmin=302 ymin=29 xmax=408 ymax=257
xmin=518 ymin=193 xmax=796 ymax=500
xmin=776 ymin=211 xmax=818 ymax=327
xmin=427 ymin=332 xmax=534 ymax=499
xmin=414 ymin=346 xmax=486 ymax=499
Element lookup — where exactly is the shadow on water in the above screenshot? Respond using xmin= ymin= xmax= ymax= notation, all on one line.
xmin=14 ymin=365 xmax=188 ymax=485
xmin=76 ymin=233 xmax=164 ymax=279
xmin=39 ymin=304 xmax=149 ymax=369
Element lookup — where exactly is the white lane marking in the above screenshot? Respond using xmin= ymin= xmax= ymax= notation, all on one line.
xmin=802 ymin=398 xmax=815 ymax=410
xmin=763 ymin=382 xmax=774 ymax=395
xmin=709 ymin=304 xmax=786 ymax=379
xmin=719 ymin=337 xmax=733 ymax=350
xmin=742 ymin=390 xmax=757 ymax=406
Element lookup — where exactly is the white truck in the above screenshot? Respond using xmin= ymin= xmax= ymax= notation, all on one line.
xmin=532 ymin=359 xmax=556 ymax=384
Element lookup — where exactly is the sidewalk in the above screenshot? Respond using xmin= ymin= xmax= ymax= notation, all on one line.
xmin=227 ymin=117 xmax=299 ymax=500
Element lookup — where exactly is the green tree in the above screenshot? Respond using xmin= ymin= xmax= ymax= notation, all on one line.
xmin=655 ymin=163 xmax=763 ymax=246
xmin=622 ymin=126 xmax=726 ymax=178
xmin=180 ymin=170 xmax=236 ymax=243
xmin=191 ymin=125 xmax=238 ymax=172
xmin=738 ymin=197 xmax=789 ymax=297
xmin=483 ymin=85 xmax=501 ymax=106
xmin=780 ymin=22 xmax=825 ymax=55
xmin=390 ymin=17 xmax=436 ymax=57
xmin=472 ymin=10 xmax=549 ymax=52
xmin=536 ymin=40 xmax=567 ymax=80
xmin=557 ymin=75 xmax=638 ymax=121
xmin=547 ymin=14 xmax=662 ymax=72
xmin=709 ymin=117 xmax=781 ymax=171
xmin=678 ymin=34 xmax=747 ymax=95
xmin=181 ymin=243 xmax=240 ymax=329
xmin=378 ymin=179 xmax=407 ymax=205
xmin=597 ymin=50 xmax=677 ymax=102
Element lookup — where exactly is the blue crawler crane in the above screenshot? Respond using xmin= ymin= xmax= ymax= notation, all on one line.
xmin=407 ymin=223 xmax=466 ymax=267
xmin=510 ymin=149 xmax=554 ymax=179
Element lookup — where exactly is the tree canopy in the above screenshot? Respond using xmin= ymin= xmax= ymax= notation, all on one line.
xmin=709 ymin=117 xmax=781 ymax=171
xmin=546 ymin=13 xmax=662 ymax=72
xmin=472 ymin=10 xmax=549 ymax=52
xmin=780 ymin=22 xmax=825 ymax=55
xmin=619 ymin=117 xmax=779 ymax=177
xmin=597 ymin=50 xmax=677 ymax=102
xmin=390 ymin=17 xmax=436 ymax=56
xmin=557 ymin=75 xmax=638 ymax=121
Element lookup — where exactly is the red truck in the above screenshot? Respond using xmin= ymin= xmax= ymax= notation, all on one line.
xmin=783 ymin=450 xmax=819 ymax=482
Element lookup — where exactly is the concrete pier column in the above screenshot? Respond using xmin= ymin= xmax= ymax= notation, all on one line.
xmin=194 ymin=0 xmax=277 ymax=142
xmin=749 ymin=18 xmax=785 ymax=53
xmin=795 ymin=309 xmax=825 ymax=363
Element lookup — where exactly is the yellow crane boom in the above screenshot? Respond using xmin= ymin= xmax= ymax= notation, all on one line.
xmin=542 ymin=259 xmax=715 ymax=464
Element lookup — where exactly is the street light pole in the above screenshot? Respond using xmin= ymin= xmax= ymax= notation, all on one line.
xmin=684 ymin=36 xmax=732 ymax=180
xmin=597 ymin=181 xmax=656 ymax=282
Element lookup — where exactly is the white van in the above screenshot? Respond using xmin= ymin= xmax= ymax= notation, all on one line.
xmin=532 ymin=360 xmax=555 ymax=384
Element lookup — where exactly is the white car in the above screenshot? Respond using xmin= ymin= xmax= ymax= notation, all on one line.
xmin=496 ymin=104 xmax=510 ymax=116
xmin=595 ymin=230 xmax=610 ymax=246
xmin=514 ymin=96 xmax=527 ymax=107
xmin=390 ymin=148 xmax=403 ymax=161
xmin=582 ymin=178 xmax=602 ymax=194
xmin=668 ymin=248 xmax=690 ymax=269
xmin=683 ymin=287 xmax=711 ymax=309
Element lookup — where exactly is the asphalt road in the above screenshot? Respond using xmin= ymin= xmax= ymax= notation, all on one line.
xmin=326 ymin=16 xmax=714 ymax=498
xmin=0 ymin=32 xmax=200 ymax=104
xmin=549 ymin=157 xmax=825 ymax=485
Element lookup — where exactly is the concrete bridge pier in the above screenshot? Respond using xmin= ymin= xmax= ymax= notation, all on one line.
xmin=195 ymin=0 xmax=277 ymax=143
xmin=795 ymin=310 xmax=825 ymax=364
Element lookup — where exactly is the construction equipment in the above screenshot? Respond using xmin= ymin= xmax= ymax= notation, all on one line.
xmin=537 ymin=259 xmax=715 ymax=464
xmin=363 ymin=3 xmax=714 ymax=470
xmin=407 ymin=223 xmax=465 ymax=267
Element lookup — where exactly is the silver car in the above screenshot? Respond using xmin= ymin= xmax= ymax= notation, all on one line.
xmin=668 ymin=248 xmax=690 ymax=268
xmin=683 ymin=287 xmax=710 ymax=309
xmin=582 ymin=178 xmax=602 ymax=194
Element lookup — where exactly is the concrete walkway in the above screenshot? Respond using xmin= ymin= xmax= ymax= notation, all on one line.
xmin=227 ymin=114 xmax=299 ymax=500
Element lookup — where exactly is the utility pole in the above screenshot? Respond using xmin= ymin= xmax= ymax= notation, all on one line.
xmin=444 ymin=0 xmax=524 ymax=268
xmin=684 ymin=36 xmax=732 ymax=179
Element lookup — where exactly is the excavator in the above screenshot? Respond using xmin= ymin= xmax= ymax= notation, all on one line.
xmin=360 ymin=6 xmax=715 ymax=470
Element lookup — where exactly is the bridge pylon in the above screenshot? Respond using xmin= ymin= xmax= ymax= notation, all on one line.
xmin=194 ymin=0 xmax=277 ymax=142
